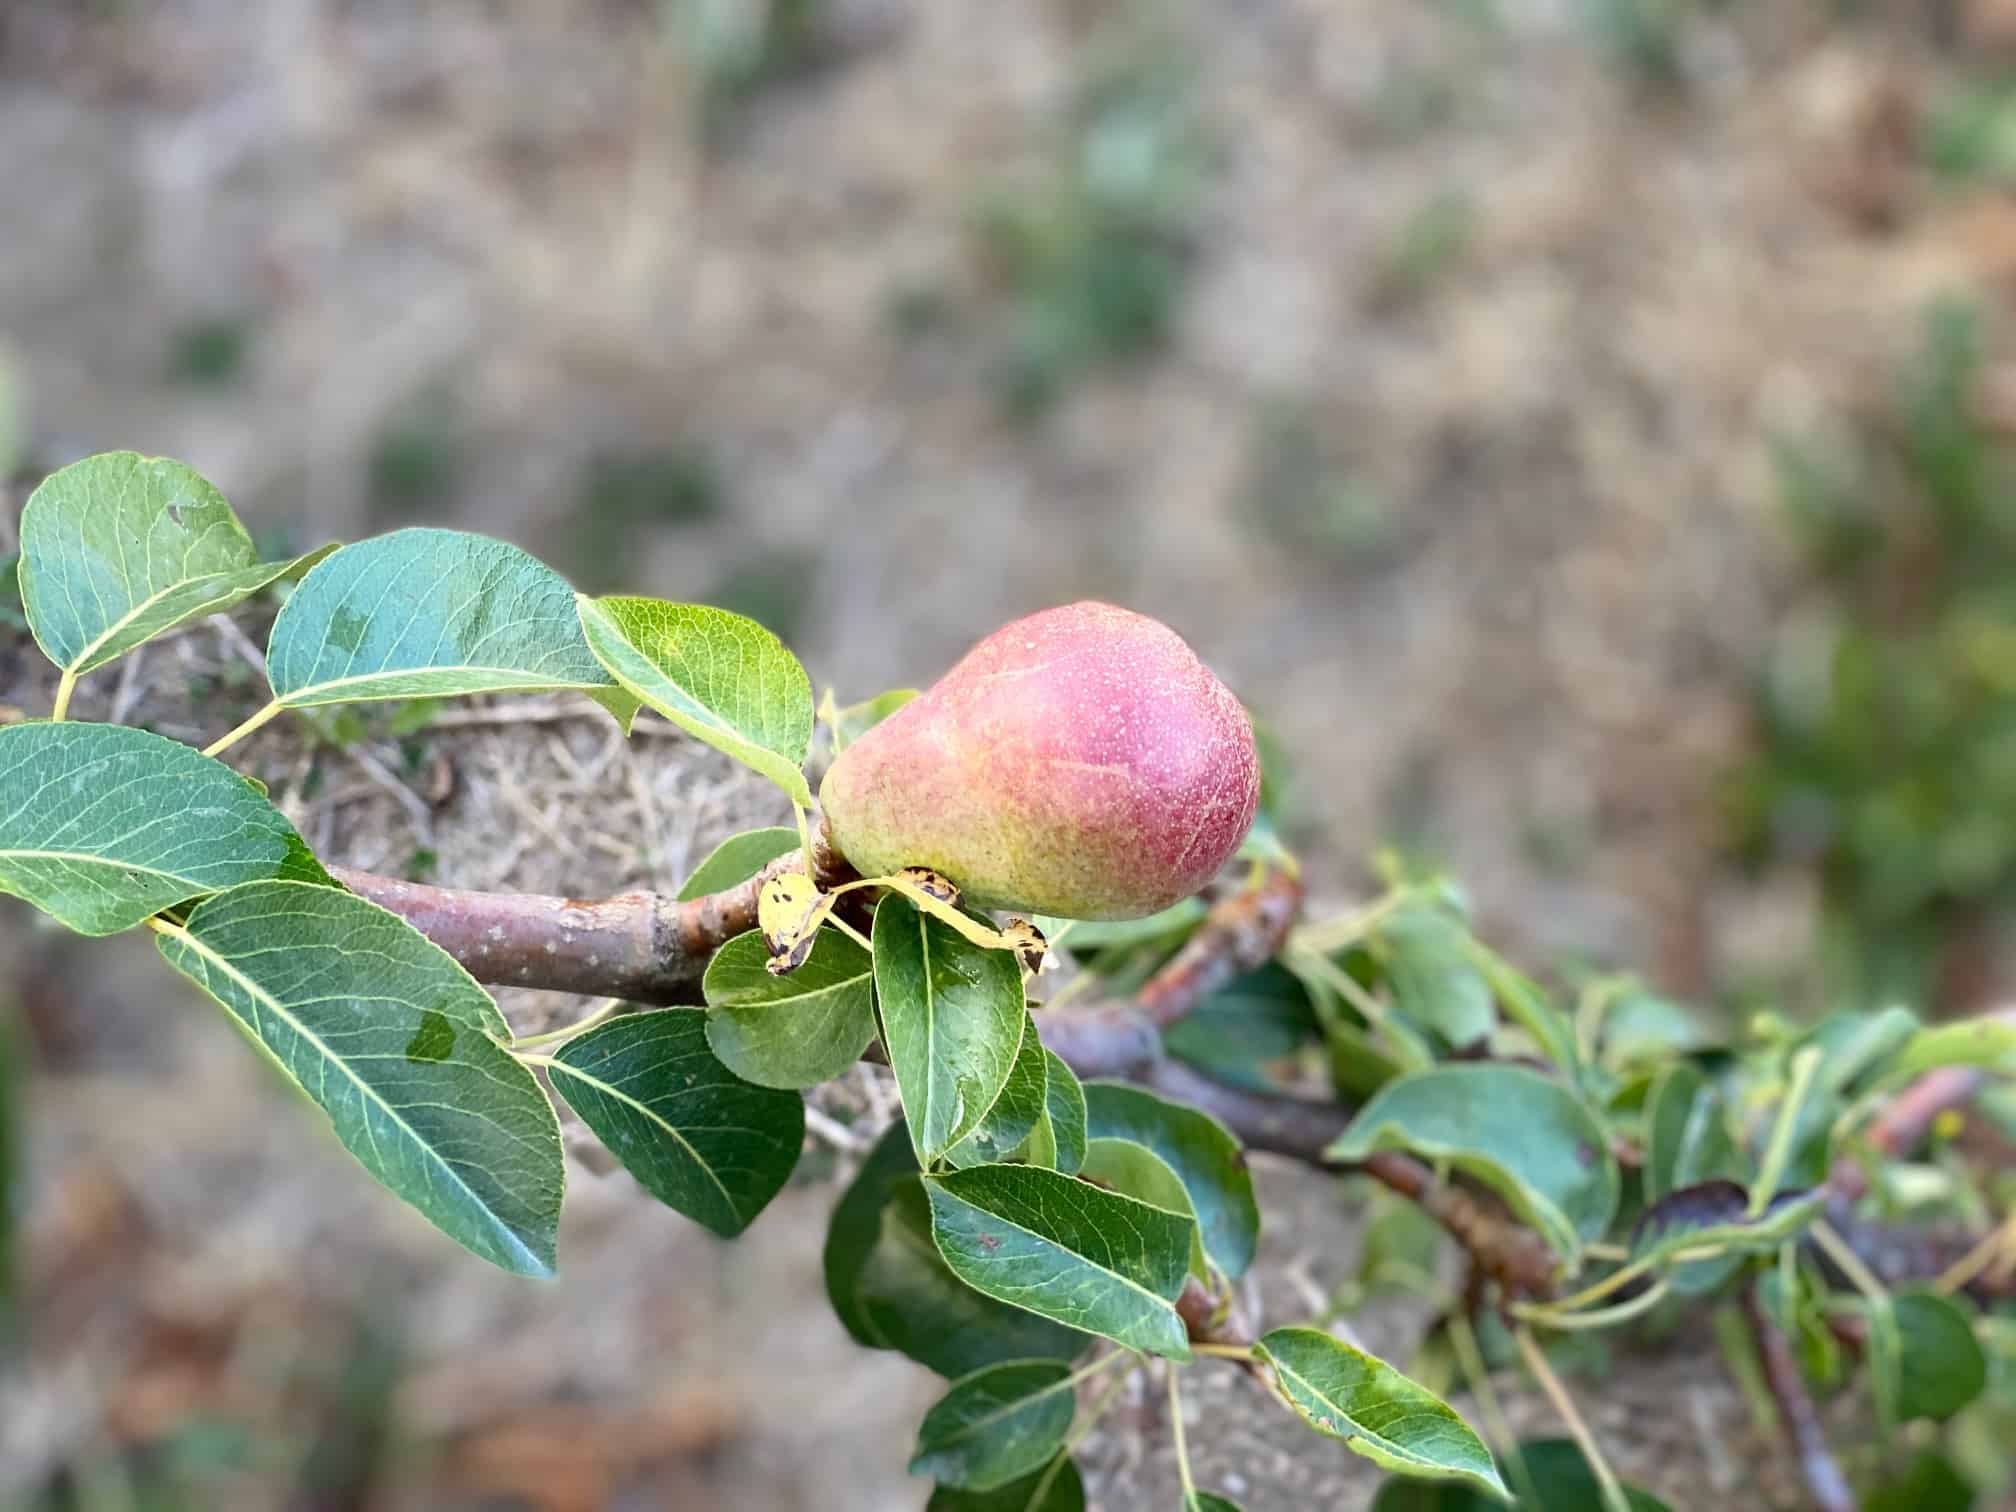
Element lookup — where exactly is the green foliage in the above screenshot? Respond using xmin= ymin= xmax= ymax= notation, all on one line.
xmin=1371 ymin=1437 xmax=1672 ymax=1509
xmin=702 ymin=927 xmax=878 ymax=1088
xmin=1254 ymin=1327 xmax=1507 ymax=1498
xmin=1731 ymin=300 xmax=2016 ymax=1001
xmin=1081 ymin=1081 xmax=1259 ymax=1279
xmin=677 ymin=825 xmax=800 ymax=900
xmin=926 ymin=1163 xmax=1194 ymax=1359
xmin=19 ymin=452 xmax=328 ymax=681
xmin=947 ymin=1021 xmax=1050 ymax=1169
xmin=546 ymin=1009 xmax=803 ymax=1238
xmin=875 ymin=893 xmax=1031 ymax=1164
xmin=910 ymin=1359 xmax=1079 ymax=1491
xmin=926 ymin=1455 xmax=1085 ymax=1512
xmin=576 ymin=594 xmax=813 ymax=802
xmin=0 ymin=722 xmax=323 ymax=935
xmin=1328 ymin=1063 xmax=1620 ymax=1263
xmin=155 ymin=881 xmax=564 ymax=1276
xmin=1013 ymin=1050 xmax=1087 ymax=1175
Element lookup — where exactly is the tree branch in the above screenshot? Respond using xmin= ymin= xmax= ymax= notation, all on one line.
xmin=1741 ymin=1283 xmax=1854 ymax=1512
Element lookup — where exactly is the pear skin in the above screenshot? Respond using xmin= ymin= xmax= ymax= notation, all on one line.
xmin=820 ymin=602 xmax=1260 ymax=920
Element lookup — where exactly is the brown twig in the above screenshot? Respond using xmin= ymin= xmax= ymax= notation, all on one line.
xmin=1136 ymin=867 xmax=1305 ymax=1029
xmin=1741 ymin=1283 xmax=1854 ymax=1512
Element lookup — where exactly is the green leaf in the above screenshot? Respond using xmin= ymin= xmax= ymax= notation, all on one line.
xmin=545 ymin=1009 xmax=802 ymax=1239
xmin=676 ymin=826 xmax=800 ymax=900
xmin=17 ymin=453 xmax=332 ymax=678
xmin=1078 ymin=1137 xmax=1208 ymax=1277
xmin=829 ymin=687 xmax=919 ymax=753
xmin=0 ymin=722 xmax=324 ymax=935
xmin=927 ymin=1457 xmax=1085 ymax=1512
xmin=576 ymin=594 xmax=812 ymax=802
xmin=1254 ymin=1326 xmax=1507 ymax=1498
xmin=702 ymin=928 xmax=877 ymax=1089
xmin=1082 ymin=1081 xmax=1259 ymax=1279
xmin=1469 ymin=952 xmax=1580 ymax=1078
xmin=1 ymin=552 xmax=29 ymax=630
xmin=823 ymin=1123 xmax=1080 ymax=1375
xmin=154 ymin=881 xmax=560 ymax=1276
xmin=874 ymin=894 xmax=1029 ymax=1164
xmin=926 ymin=1163 xmax=1193 ymax=1359
xmin=1796 ymin=1007 xmax=1923 ymax=1093
xmin=1877 ymin=1290 xmax=1989 ymax=1423
xmin=1326 ymin=1065 xmax=1617 ymax=1264
xmin=265 ymin=529 xmax=636 ymax=721
xmin=1642 ymin=1064 xmax=1739 ymax=1203
xmin=1189 ymin=1496 xmax=1244 ymax=1512
xmin=910 ymin=1360 xmax=1078 ymax=1491
xmin=1165 ymin=961 xmax=1321 ymax=1093
xmin=1599 ymin=990 xmax=1704 ymax=1071
xmin=1862 ymin=1451 xmax=1977 ymax=1512
xmin=948 ymin=1019 xmax=1049 ymax=1168
xmin=1012 ymin=1051 xmax=1088 ymax=1174
xmin=1885 ymin=1018 xmax=2016 ymax=1081
xmin=1377 ymin=906 xmax=1495 ymax=1049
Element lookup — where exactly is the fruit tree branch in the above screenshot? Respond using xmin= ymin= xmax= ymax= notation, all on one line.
xmin=1741 ymin=1282 xmax=1855 ymax=1512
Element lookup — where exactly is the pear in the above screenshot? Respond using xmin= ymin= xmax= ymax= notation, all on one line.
xmin=820 ymin=602 xmax=1260 ymax=920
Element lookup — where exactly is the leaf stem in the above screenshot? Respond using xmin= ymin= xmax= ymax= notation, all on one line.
xmin=1188 ymin=1341 xmax=1254 ymax=1360
xmin=1167 ymin=1361 xmax=1196 ymax=1501
xmin=1810 ymin=1219 xmax=1890 ymax=1303
xmin=1447 ymin=1311 xmax=1538 ymax=1507
xmin=202 ymin=698 xmax=285 ymax=759
xmin=510 ymin=997 xmax=623 ymax=1051
xmin=1933 ymin=1211 xmax=2016 ymax=1296
xmin=827 ymin=914 xmax=874 ymax=954
xmin=512 ymin=1052 xmax=558 ymax=1070
xmin=1513 ymin=1324 xmax=1633 ymax=1512
xmin=1750 ymin=1045 xmax=1823 ymax=1218
xmin=1516 ymin=1277 xmax=1671 ymax=1331
xmin=51 ymin=669 xmax=77 ymax=722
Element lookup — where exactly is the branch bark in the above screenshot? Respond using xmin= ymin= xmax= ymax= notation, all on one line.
xmin=1741 ymin=1283 xmax=1855 ymax=1512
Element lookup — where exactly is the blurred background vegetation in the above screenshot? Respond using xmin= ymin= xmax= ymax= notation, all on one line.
xmin=6 ymin=0 xmax=2016 ymax=1507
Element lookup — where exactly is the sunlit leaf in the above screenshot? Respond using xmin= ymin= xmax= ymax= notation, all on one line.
xmin=926 ymin=1163 xmax=1193 ymax=1359
xmin=1082 ymin=1081 xmax=1259 ymax=1279
xmin=702 ymin=928 xmax=877 ymax=1089
xmin=910 ymin=1359 xmax=1078 ymax=1491
xmin=576 ymin=594 xmax=812 ymax=802
xmin=926 ymin=1456 xmax=1085 ymax=1512
xmin=823 ymin=1123 xmax=1080 ymax=1375
xmin=546 ymin=1009 xmax=802 ymax=1238
xmin=828 ymin=687 xmax=919 ymax=754
xmin=1327 ymin=1064 xmax=1617 ymax=1263
xmin=18 ymin=452 xmax=332 ymax=677
xmin=1885 ymin=1018 xmax=2016 ymax=1081
xmin=1254 ymin=1327 xmax=1506 ymax=1498
xmin=676 ymin=826 xmax=800 ymax=901
xmin=154 ymin=881 xmax=560 ymax=1276
xmin=875 ymin=894 xmax=1028 ymax=1164
xmin=948 ymin=1019 xmax=1049 ymax=1169
xmin=0 ymin=722 xmax=325 ymax=935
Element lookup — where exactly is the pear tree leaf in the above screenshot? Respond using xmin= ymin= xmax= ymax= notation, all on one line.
xmin=823 ymin=1123 xmax=1081 ymax=1375
xmin=926 ymin=1457 xmax=1085 ymax=1512
xmin=1012 ymin=1050 xmax=1088 ymax=1174
xmin=1795 ymin=1007 xmax=1923 ymax=1094
xmin=0 ymin=553 xmax=24 ymax=630
xmin=948 ymin=1018 xmax=1049 ymax=1169
xmin=926 ymin=1163 xmax=1193 ymax=1359
xmin=702 ymin=928 xmax=877 ymax=1089
xmin=1034 ymin=898 xmax=1209 ymax=951
xmin=1376 ymin=906 xmax=1495 ymax=1050
xmin=0 ymin=722 xmax=326 ymax=936
xmin=1082 ymin=1081 xmax=1259 ymax=1279
xmin=1642 ymin=1064 xmax=1740 ymax=1203
xmin=1327 ymin=1064 xmax=1618 ymax=1264
xmin=676 ymin=826 xmax=800 ymax=900
xmin=1254 ymin=1327 xmax=1507 ymax=1499
xmin=1188 ymin=1496 xmax=1245 ymax=1512
xmin=17 ymin=452 xmax=333 ymax=678
xmin=265 ymin=529 xmax=637 ymax=724
xmin=826 ymin=687 xmax=919 ymax=754
xmin=874 ymin=894 xmax=1029 ymax=1164
xmin=546 ymin=1009 xmax=802 ymax=1239
xmin=1883 ymin=1018 xmax=2016 ymax=1081
xmin=1077 ymin=1137 xmax=1208 ymax=1278
xmin=153 ymin=881 xmax=560 ymax=1276
xmin=1165 ymin=961 xmax=1321 ymax=1093
xmin=1868 ymin=1290 xmax=1988 ymax=1424
xmin=1628 ymin=1179 xmax=1823 ymax=1295
xmin=1369 ymin=1438 xmax=1671 ymax=1509
xmin=576 ymin=594 xmax=813 ymax=802
xmin=910 ymin=1359 xmax=1078 ymax=1491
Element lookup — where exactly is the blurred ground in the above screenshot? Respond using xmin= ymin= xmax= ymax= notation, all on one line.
xmin=6 ymin=0 xmax=2016 ymax=1506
